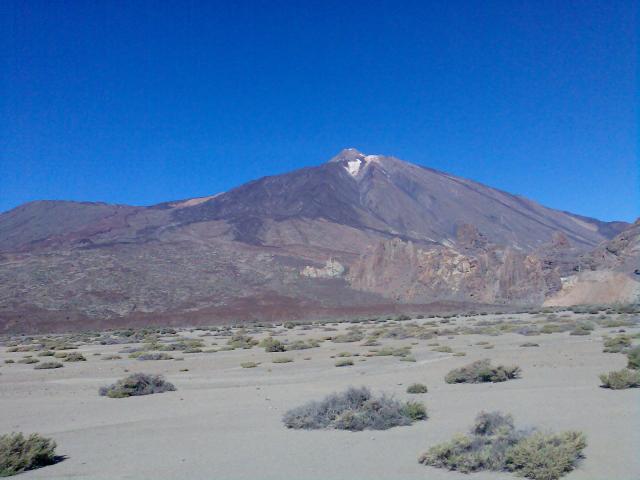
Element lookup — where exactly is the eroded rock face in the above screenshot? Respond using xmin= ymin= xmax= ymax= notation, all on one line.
xmin=301 ymin=258 xmax=345 ymax=278
xmin=347 ymin=237 xmax=548 ymax=305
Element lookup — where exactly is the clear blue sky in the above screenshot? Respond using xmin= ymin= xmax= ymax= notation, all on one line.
xmin=1 ymin=1 xmax=637 ymax=221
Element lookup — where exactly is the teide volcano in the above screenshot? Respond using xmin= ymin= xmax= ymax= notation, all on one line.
xmin=0 ymin=149 xmax=634 ymax=332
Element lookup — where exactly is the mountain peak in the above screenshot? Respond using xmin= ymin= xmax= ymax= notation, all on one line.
xmin=328 ymin=148 xmax=383 ymax=177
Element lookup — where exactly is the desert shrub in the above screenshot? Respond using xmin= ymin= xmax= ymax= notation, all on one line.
xmin=283 ymin=387 xmax=426 ymax=431
xmin=34 ymin=362 xmax=63 ymax=370
xmin=0 ymin=433 xmax=58 ymax=476
xmin=272 ymin=356 xmax=293 ymax=363
xmin=402 ymin=401 xmax=427 ymax=420
xmin=18 ymin=358 xmax=39 ymax=364
xmin=520 ymin=342 xmax=539 ymax=347
xmin=332 ymin=331 xmax=365 ymax=343
xmin=370 ymin=346 xmax=412 ymax=357
xmin=505 ymin=431 xmax=587 ymax=480
xmin=260 ymin=337 xmax=286 ymax=352
xmin=419 ymin=412 xmax=586 ymax=480
xmin=285 ymin=339 xmax=320 ymax=350
xmin=599 ymin=369 xmax=640 ymax=389
xmin=101 ymin=355 xmax=122 ymax=360
xmin=569 ymin=326 xmax=591 ymax=336
xmin=445 ymin=359 xmax=520 ymax=384
xmin=241 ymin=361 xmax=259 ymax=368
xmin=602 ymin=335 xmax=632 ymax=353
xmin=99 ymin=373 xmax=176 ymax=398
xmin=626 ymin=346 xmax=640 ymax=369
xmin=227 ymin=333 xmax=258 ymax=349
xmin=36 ymin=351 xmax=54 ymax=357
xmin=135 ymin=352 xmax=173 ymax=361
xmin=4 ymin=360 xmax=14 ymax=364
xmin=335 ymin=359 xmax=354 ymax=367
xmin=406 ymin=383 xmax=428 ymax=394
xmin=63 ymin=353 xmax=86 ymax=362
xmin=432 ymin=346 xmax=453 ymax=353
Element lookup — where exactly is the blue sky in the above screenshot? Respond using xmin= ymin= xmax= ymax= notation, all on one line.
xmin=1 ymin=1 xmax=637 ymax=221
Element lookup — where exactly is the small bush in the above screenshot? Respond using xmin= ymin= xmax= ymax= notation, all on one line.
xmin=241 ymin=362 xmax=259 ymax=368
xmin=520 ymin=342 xmax=539 ymax=347
xmin=18 ymin=358 xmax=39 ymax=364
xmin=272 ymin=356 xmax=293 ymax=363
xmin=505 ymin=431 xmax=587 ymax=480
xmin=283 ymin=387 xmax=426 ymax=431
xmin=602 ymin=335 xmax=631 ymax=353
xmin=445 ymin=359 xmax=520 ymax=384
xmin=332 ymin=331 xmax=365 ymax=343
xmin=626 ymin=346 xmax=640 ymax=369
xmin=63 ymin=353 xmax=86 ymax=362
xmin=135 ymin=352 xmax=173 ymax=361
xmin=406 ymin=383 xmax=428 ymax=394
xmin=36 ymin=351 xmax=54 ymax=357
xmin=599 ymin=369 xmax=640 ymax=389
xmin=260 ymin=337 xmax=286 ymax=352
xmin=432 ymin=346 xmax=453 ymax=353
xmin=99 ymin=373 xmax=176 ymax=398
xmin=402 ymin=401 xmax=427 ymax=421
xmin=34 ymin=362 xmax=63 ymax=370
xmin=101 ymin=355 xmax=122 ymax=360
xmin=335 ymin=359 xmax=354 ymax=367
xmin=419 ymin=412 xmax=586 ymax=480
xmin=0 ymin=432 xmax=58 ymax=476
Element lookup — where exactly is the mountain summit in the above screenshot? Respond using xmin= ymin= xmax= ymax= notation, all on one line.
xmin=0 ymin=150 xmax=634 ymax=332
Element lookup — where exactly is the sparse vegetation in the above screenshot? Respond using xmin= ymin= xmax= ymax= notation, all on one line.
xmin=335 ymin=359 xmax=354 ymax=367
xmin=135 ymin=352 xmax=173 ymax=361
xmin=406 ymin=383 xmax=428 ymax=394
xmin=283 ymin=387 xmax=426 ymax=431
xmin=34 ymin=362 xmax=63 ymax=370
xmin=445 ymin=359 xmax=521 ymax=384
xmin=520 ymin=342 xmax=539 ymax=347
xmin=241 ymin=361 xmax=259 ymax=368
xmin=599 ymin=369 xmax=640 ymax=389
xmin=272 ymin=356 xmax=293 ymax=363
xmin=0 ymin=432 xmax=58 ymax=476
xmin=602 ymin=335 xmax=632 ymax=353
xmin=419 ymin=411 xmax=586 ymax=480
xmin=626 ymin=346 xmax=640 ymax=370
xmin=99 ymin=373 xmax=176 ymax=398
xmin=63 ymin=352 xmax=86 ymax=362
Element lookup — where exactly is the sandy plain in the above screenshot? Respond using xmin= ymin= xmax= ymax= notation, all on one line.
xmin=1 ymin=312 xmax=638 ymax=480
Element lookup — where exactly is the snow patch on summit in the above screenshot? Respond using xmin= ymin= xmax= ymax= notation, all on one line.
xmin=344 ymin=155 xmax=381 ymax=177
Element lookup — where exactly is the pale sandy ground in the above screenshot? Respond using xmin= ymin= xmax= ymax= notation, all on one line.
xmin=1 ymin=313 xmax=639 ymax=480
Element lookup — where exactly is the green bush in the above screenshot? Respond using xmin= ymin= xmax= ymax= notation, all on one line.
xmin=260 ymin=337 xmax=286 ymax=352
xmin=419 ymin=412 xmax=586 ymax=480
xmin=406 ymin=383 xmax=428 ymax=394
xmin=602 ymin=335 xmax=631 ymax=353
xmin=272 ymin=356 xmax=293 ymax=363
xmin=445 ymin=359 xmax=521 ymax=384
xmin=332 ymin=331 xmax=365 ymax=343
xmin=99 ymin=373 xmax=176 ymax=398
xmin=241 ymin=361 xmax=259 ymax=368
xmin=0 ymin=432 xmax=58 ymax=476
xmin=626 ymin=346 xmax=640 ymax=369
xmin=599 ymin=369 xmax=640 ymax=389
xmin=505 ymin=431 xmax=587 ymax=480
